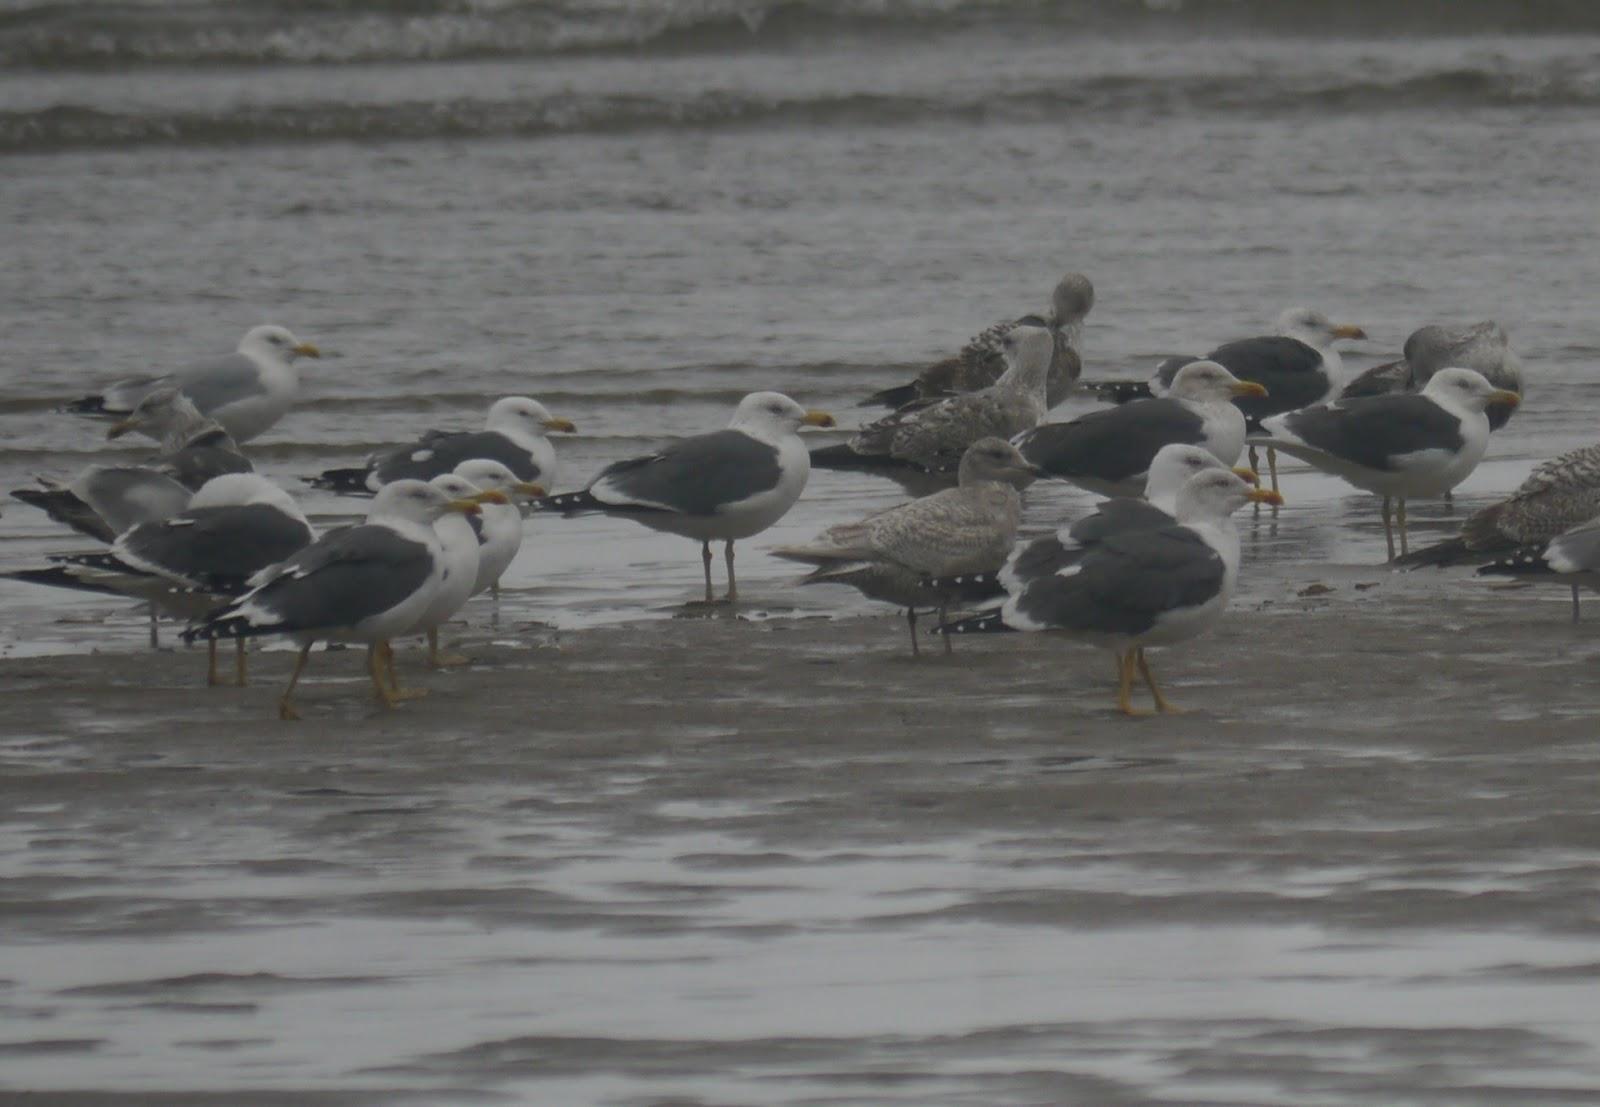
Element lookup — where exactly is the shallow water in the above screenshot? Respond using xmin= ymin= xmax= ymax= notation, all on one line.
xmin=4 ymin=2 xmax=1600 ymax=1103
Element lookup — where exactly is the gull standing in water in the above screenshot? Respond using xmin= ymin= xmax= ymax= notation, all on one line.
xmin=533 ymin=392 xmax=834 ymax=604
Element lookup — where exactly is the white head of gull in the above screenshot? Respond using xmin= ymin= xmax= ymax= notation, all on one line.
xmin=452 ymin=458 xmax=544 ymax=600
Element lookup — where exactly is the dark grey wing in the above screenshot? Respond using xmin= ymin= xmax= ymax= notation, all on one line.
xmin=1339 ymin=358 xmax=1411 ymax=400
xmin=1015 ymin=399 xmax=1206 ymax=483
xmin=116 ymin=504 xmax=314 ymax=592
xmin=234 ymin=524 xmax=435 ymax=632
xmin=1151 ymin=355 xmax=1201 ymax=393
xmin=371 ymin=430 xmax=542 ymax=484
xmin=1276 ymin=394 xmax=1464 ymax=472
xmin=1007 ymin=526 xmax=1225 ymax=636
xmin=9 ymin=487 xmax=116 ymax=543
xmin=588 ymin=430 xmax=782 ymax=515
xmin=1207 ymin=336 xmax=1329 ymax=422
xmin=1001 ymin=500 xmax=1174 ymax=591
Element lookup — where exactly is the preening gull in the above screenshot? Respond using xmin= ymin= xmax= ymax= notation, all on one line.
xmin=939 ymin=470 xmax=1281 ymax=715
xmin=1248 ymin=367 xmax=1521 ymax=560
xmin=1341 ymin=322 xmax=1525 ymax=430
xmin=772 ymin=438 xmax=1041 ymax=656
xmin=66 ymin=324 xmax=320 ymax=444
xmin=7 ymin=474 xmax=313 ymax=685
xmin=1014 ymin=361 xmax=1265 ymax=497
xmin=309 ymin=396 xmax=574 ymax=494
xmin=864 ymin=272 xmax=1095 ymax=409
xmin=184 ymin=479 xmax=481 ymax=720
xmin=812 ymin=326 xmax=1054 ymax=479
xmin=532 ymin=392 xmax=835 ymax=604
xmin=451 ymin=458 xmax=545 ymax=600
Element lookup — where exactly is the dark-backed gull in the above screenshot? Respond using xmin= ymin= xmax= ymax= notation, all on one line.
xmin=1249 ymin=367 xmax=1520 ymax=560
xmin=533 ymin=392 xmax=834 ymax=604
xmin=940 ymin=469 xmax=1281 ymax=715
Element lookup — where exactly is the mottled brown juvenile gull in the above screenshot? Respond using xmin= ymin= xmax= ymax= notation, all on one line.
xmin=864 ymin=272 xmax=1095 ymax=409
xmin=813 ymin=326 xmax=1055 ymax=479
xmin=66 ymin=324 xmax=320 ymax=444
xmin=309 ymin=396 xmax=575 ymax=494
xmin=773 ymin=439 xmax=1041 ymax=656
xmin=533 ymin=392 xmax=835 ymax=604
xmin=1341 ymin=321 xmax=1524 ymax=430
xmin=184 ymin=479 xmax=481 ymax=720
xmin=1015 ymin=361 xmax=1265 ymax=498
xmin=940 ymin=470 xmax=1281 ymax=716
xmin=1249 ymin=368 xmax=1521 ymax=560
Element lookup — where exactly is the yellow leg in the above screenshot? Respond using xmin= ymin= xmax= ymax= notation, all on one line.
xmin=368 ymin=642 xmax=400 ymax=708
xmin=380 ymin=639 xmax=429 ymax=702
xmin=426 ymin=627 xmax=470 ymax=669
xmin=1115 ymin=650 xmax=1146 ymax=716
xmin=1136 ymin=648 xmax=1182 ymax=714
xmin=280 ymin=643 xmax=312 ymax=721
xmin=1267 ymin=447 xmax=1280 ymax=496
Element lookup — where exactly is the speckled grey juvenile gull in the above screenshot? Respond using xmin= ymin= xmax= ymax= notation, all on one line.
xmin=939 ymin=469 xmax=1281 ymax=715
xmin=533 ymin=392 xmax=835 ymax=604
xmin=1341 ymin=321 xmax=1524 ymax=430
xmin=309 ymin=396 xmax=575 ymax=494
xmin=1014 ymin=361 xmax=1265 ymax=498
xmin=1249 ymin=368 xmax=1521 ymax=560
xmin=66 ymin=324 xmax=320 ymax=444
xmin=813 ymin=325 xmax=1055 ymax=479
xmin=184 ymin=479 xmax=481 ymax=720
xmin=864 ymin=272 xmax=1095 ymax=409
xmin=773 ymin=438 xmax=1040 ymax=656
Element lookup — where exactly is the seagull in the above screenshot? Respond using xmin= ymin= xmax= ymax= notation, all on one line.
xmin=1340 ymin=321 xmax=1524 ymax=430
xmin=6 ymin=474 xmax=314 ymax=685
xmin=812 ymin=326 xmax=1055 ymax=480
xmin=863 ymin=272 xmax=1095 ymax=409
xmin=66 ymin=324 xmax=320 ymax=444
xmin=939 ymin=469 xmax=1281 ymax=715
xmin=107 ymin=386 xmax=254 ymax=490
xmin=772 ymin=438 xmax=1041 ymax=656
xmin=385 ymin=473 xmax=509 ymax=681
xmin=183 ymin=479 xmax=481 ymax=720
xmin=923 ymin=443 xmax=1257 ymax=605
xmin=1248 ymin=367 xmax=1521 ymax=560
xmin=450 ymin=458 xmax=545 ymax=601
xmin=308 ymin=396 xmax=575 ymax=494
xmin=1014 ymin=361 xmax=1265 ymax=497
xmin=532 ymin=392 xmax=835 ymax=604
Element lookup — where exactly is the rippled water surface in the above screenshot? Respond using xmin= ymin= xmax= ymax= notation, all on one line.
xmin=4 ymin=1 xmax=1600 ymax=1102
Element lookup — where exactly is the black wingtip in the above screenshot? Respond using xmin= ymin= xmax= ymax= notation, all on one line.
xmin=933 ymin=609 xmax=1013 ymax=635
xmin=809 ymin=443 xmax=928 ymax=474
xmin=528 ymin=490 xmax=601 ymax=516
xmin=921 ymin=570 xmax=1006 ymax=603
xmin=860 ymin=382 xmax=922 ymax=409
xmin=61 ymin=395 xmax=110 ymax=416
xmin=1394 ymin=537 xmax=1472 ymax=570
xmin=1477 ymin=547 xmax=1553 ymax=579
xmin=1085 ymin=379 xmax=1153 ymax=405
xmin=303 ymin=468 xmax=374 ymax=495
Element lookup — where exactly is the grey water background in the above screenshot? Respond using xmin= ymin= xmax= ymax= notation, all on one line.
xmin=4 ymin=1 xmax=1600 ymax=1102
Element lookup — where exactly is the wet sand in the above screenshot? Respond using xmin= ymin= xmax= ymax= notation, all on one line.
xmin=5 ymin=566 xmax=1600 ymax=1104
